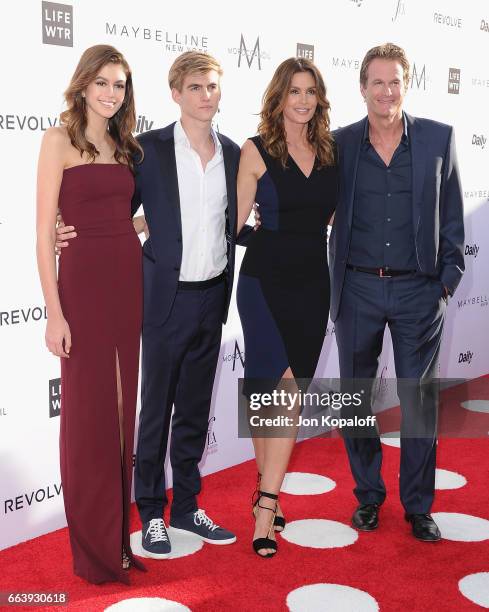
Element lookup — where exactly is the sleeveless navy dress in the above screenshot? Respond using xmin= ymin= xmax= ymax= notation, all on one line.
xmin=237 ymin=136 xmax=338 ymax=397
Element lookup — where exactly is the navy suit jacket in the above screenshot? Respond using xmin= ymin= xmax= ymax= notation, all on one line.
xmin=131 ymin=122 xmax=249 ymax=326
xmin=329 ymin=113 xmax=465 ymax=322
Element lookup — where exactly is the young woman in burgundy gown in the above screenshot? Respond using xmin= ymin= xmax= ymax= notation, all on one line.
xmin=36 ymin=45 xmax=146 ymax=584
xmin=236 ymin=58 xmax=337 ymax=557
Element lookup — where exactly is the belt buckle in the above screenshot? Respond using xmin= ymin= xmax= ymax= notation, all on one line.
xmin=379 ymin=267 xmax=392 ymax=278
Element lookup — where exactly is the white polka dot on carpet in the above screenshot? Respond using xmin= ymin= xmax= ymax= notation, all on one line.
xmin=281 ymin=472 xmax=336 ymax=495
xmin=286 ymin=583 xmax=379 ymax=611
xmin=432 ymin=513 xmax=489 ymax=542
xmin=281 ymin=519 xmax=358 ymax=549
xmin=105 ymin=598 xmax=191 ymax=611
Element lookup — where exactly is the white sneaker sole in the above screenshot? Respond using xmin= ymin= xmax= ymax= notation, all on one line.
xmin=170 ymin=526 xmax=237 ymax=545
xmin=141 ymin=547 xmax=172 ymax=559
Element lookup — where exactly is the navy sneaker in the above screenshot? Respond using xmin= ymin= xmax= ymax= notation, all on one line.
xmin=170 ymin=509 xmax=236 ymax=544
xmin=141 ymin=518 xmax=171 ymax=558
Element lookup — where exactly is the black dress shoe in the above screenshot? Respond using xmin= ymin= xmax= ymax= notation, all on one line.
xmin=404 ymin=513 xmax=441 ymax=542
xmin=352 ymin=503 xmax=379 ymax=531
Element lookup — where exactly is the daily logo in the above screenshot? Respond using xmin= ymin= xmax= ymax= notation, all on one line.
xmin=135 ymin=115 xmax=154 ymax=134
xmin=297 ymin=43 xmax=314 ymax=61
xmin=42 ymin=1 xmax=73 ymax=47
xmin=464 ymin=243 xmax=479 ymax=258
xmin=448 ymin=68 xmax=461 ymax=94
xmin=472 ymin=134 xmax=486 ymax=149
xmin=458 ymin=350 xmax=474 ymax=364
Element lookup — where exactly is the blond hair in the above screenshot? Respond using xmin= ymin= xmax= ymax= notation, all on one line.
xmin=360 ymin=43 xmax=410 ymax=89
xmin=168 ymin=51 xmax=223 ymax=92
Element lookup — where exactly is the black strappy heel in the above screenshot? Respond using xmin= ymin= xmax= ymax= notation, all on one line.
xmin=252 ymin=490 xmax=278 ymax=558
xmin=254 ymin=472 xmax=286 ymax=532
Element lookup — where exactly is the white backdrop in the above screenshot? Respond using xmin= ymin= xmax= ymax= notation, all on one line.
xmin=1 ymin=0 xmax=488 ymax=550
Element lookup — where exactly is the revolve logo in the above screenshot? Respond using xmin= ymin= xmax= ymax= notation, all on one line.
xmin=433 ymin=12 xmax=462 ymax=29
xmin=42 ymin=1 xmax=73 ymax=47
xmin=4 ymin=483 xmax=63 ymax=514
xmin=0 ymin=114 xmax=58 ymax=131
xmin=0 ymin=306 xmax=47 ymax=327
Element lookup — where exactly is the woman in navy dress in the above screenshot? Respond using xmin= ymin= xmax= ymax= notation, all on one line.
xmin=236 ymin=58 xmax=337 ymax=557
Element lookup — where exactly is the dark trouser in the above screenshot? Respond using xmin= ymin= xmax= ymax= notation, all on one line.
xmin=135 ymin=280 xmax=225 ymax=523
xmin=335 ymin=269 xmax=446 ymax=514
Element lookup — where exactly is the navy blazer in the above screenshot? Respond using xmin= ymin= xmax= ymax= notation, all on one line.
xmin=131 ymin=122 xmax=247 ymax=326
xmin=329 ymin=113 xmax=465 ymax=322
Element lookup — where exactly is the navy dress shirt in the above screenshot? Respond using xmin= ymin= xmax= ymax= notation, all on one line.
xmin=348 ymin=114 xmax=418 ymax=271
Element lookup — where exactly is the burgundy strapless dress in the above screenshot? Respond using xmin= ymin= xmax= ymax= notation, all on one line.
xmin=57 ymin=164 xmax=145 ymax=584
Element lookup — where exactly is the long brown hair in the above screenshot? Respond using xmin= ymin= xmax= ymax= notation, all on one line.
xmin=60 ymin=44 xmax=142 ymax=171
xmin=257 ymin=57 xmax=335 ymax=168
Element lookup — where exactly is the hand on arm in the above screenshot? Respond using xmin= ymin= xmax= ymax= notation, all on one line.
xmin=133 ymin=215 xmax=149 ymax=239
xmin=237 ymin=140 xmax=260 ymax=235
xmin=36 ymin=128 xmax=71 ymax=358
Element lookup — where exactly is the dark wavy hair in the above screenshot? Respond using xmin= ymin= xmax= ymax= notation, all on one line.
xmin=60 ymin=44 xmax=142 ymax=171
xmin=257 ymin=57 xmax=335 ymax=168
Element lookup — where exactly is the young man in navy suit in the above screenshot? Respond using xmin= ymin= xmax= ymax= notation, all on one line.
xmin=330 ymin=43 xmax=464 ymax=541
xmin=57 ymin=52 xmax=249 ymax=557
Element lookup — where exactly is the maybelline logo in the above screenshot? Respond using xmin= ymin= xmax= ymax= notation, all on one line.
xmin=332 ymin=57 xmax=359 ymax=70
xmin=0 ymin=306 xmax=47 ymax=326
xmin=410 ymin=63 xmax=428 ymax=90
xmin=222 ymin=341 xmax=245 ymax=371
xmin=457 ymin=294 xmax=488 ymax=309
xmin=135 ymin=115 xmax=154 ymax=134
xmin=297 ymin=43 xmax=314 ymax=61
xmin=433 ymin=13 xmax=462 ymax=28
xmin=229 ymin=35 xmax=270 ymax=70
xmin=392 ymin=0 xmax=406 ymax=21
xmin=42 ymin=1 xmax=73 ymax=47
xmin=49 ymin=378 xmax=61 ymax=418
xmin=464 ymin=189 xmax=488 ymax=199
xmin=472 ymin=134 xmax=486 ymax=149
xmin=458 ymin=350 xmax=473 ymax=364
xmin=448 ymin=68 xmax=461 ymax=94
xmin=471 ymin=77 xmax=489 ymax=89
xmin=0 ymin=114 xmax=58 ymax=131
xmin=481 ymin=19 xmax=489 ymax=33
xmin=206 ymin=416 xmax=218 ymax=454
xmin=465 ymin=243 xmax=480 ymax=258
xmin=4 ymin=483 xmax=62 ymax=514
xmin=105 ymin=23 xmax=208 ymax=53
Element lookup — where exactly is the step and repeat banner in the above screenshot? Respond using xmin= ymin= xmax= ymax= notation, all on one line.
xmin=1 ymin=0 xmax=488 ymax=549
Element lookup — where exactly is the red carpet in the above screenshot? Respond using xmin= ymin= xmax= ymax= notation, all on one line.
xmin=1 ymin=379 xmax=489 ymax=611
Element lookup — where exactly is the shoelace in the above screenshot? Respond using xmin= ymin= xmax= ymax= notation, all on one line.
xmin=147 ymin=518 xmax=168 ymax=543
xmin=194 ymin=509 xmax=219 ymax=531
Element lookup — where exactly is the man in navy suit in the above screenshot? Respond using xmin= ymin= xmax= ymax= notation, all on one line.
xmin=330 ymin=43 xmax=464 ymax=541
xmin=128 ymin=51 xmax=253 ymax=557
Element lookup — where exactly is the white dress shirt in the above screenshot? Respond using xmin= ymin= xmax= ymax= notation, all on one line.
xmin=174 ymin=120 xmax=228 ymax=282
